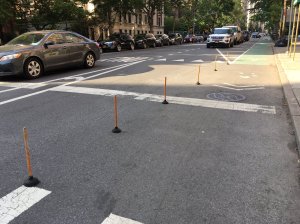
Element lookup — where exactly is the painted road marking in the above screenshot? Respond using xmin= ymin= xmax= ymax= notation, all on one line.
xmin=173 ymin=59 xmax=184 ymax=62
xmin=0 ymin=186 xmax=51 ymax=224
xmin=51 ymin=86 xmax=276 ymax=114
xmin=102 ymin=214 xmax=143 ymax=224
xmin=100 ymin=57 xmax=149 ymax=63
xmin=0 ymin=60 xmax=146 ymax=107
xmin=0 ymin=63 xmax=133 ymax=95
xmin=155 ymin=58 xmax=167 ymax=62
xmin=191 ymin=59 xmax=204 ymax=63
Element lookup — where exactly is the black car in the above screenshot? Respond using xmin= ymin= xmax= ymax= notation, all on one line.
xmin=168 ymin=33 xmax=183 ymax=45
xmin=0 ymin=30 xmax=101 ymax=79
xmin=135 ymin=33 xmax=157 ymax=48
xmin=242 ymin=31 xmax=250 ymax=41
xmin=98 ymin=33 xmax=135 ymax=52
xmin=155 ymin=34 xmax=170 ymax=46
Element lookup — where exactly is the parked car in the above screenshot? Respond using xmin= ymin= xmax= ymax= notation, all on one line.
xmin=0 ymin=30 xmax=101 ymax=79
xmin=168 ymin=33 xmax=183 ymax=45
xmin=275 ymin=37 xmax=288 ymax=47
xmin=252 ymin=32 xmax=261 ymax=38
xmin=134 ymin=33 xmax=157 ymax=48
xmin=223 ymin=25 xmax=242 ymax=44
xmin=242 ymin=31 xmax=250 ymax=41
xmin=155 ymin=34 xmax=170 ymax=46
xmin=98 ymin=33 xmax=135 ymax=52
xmin=194 ymin=35 xmax=204 ymax=42
xmin=207 ymin=27 xmax=234 ymax=48
xmin=184 ymin=34 xmax=195 ymax=43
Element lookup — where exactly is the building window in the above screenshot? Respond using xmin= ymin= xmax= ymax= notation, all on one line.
xmin=144 ymin=15 xmax=147 ymax=24
xmin=137 ymin=30 xmax=140 ymax=34
xmin=128 ymin=13 xmax=131 ymax=23
xmin=139 ymin=14 xmax=142 ymax=24
xmin=158 ymin=17 xmax=161 ymax=26
xmin=141 ymin=30 xmax=143 ymax=34
xmin=119 ymin=29 xmax=122 ymax=33
xmin=157 ymin=31 xmax=159 ymax=34
xmin=129 ymin=30 xmax=132 ymax=35
xmin=125 ymin=29 xmax=127 ymax=33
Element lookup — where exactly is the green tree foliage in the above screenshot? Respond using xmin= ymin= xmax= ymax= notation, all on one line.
xmin=249 ymin=0 xmax=283 ymax=32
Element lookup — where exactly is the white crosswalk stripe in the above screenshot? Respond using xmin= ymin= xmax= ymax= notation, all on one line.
xmin=102 ymin=214 xmax=143 ymax=224
xmin=172 ymin=59 xmax=184 ymax=62
xmin=0 ymin=186 xmax=51 ymax=224
xmin=100 ymin=57 xmax=149 ymax=63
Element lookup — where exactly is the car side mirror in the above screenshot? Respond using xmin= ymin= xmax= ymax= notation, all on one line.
xmin=44 ymin=41 xmax=54 ymax=48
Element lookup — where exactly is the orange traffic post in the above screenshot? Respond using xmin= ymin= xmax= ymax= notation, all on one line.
xmin=162 ymin=77 xmax=169 ymax=104
xmin=214 ymin=55 xmax=218 ymax=71
xmin=23 ymin=127 xmax=40 ymax=187
xmin=112 ymin=96 xmax=122 ymax=133
xmin=196 ymin=65 xmax=201 ymax=85
xmin=227 ymin=52 xmax=230 ymax=65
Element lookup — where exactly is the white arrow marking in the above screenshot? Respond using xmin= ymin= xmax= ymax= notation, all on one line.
xmin=0 ymin=186 xmax=51 ymax=224
xmin=192 ymin=59 xmax=204 ymax=63
xmin=173 ymin=59 xmax=184 ymax=62
xmin=223 ymin=83 xmax=264 ymax=88
xmin=155 ymin=58 xmax=167 ymax=62
xmin=240 ymin=75 xmax=250 ymax=79
xmin=102 ymin=214 xmax=143 ymax=224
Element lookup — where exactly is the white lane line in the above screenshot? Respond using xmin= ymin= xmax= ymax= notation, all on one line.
xmin=191 ymin=59 xmax=204 ymax=63
xmin=0 ymin=63 xmax=131 ymax=95
xmin=51 ymin=86 xmax=276 ymax=114
xmin=102 ymin=213 xmax=143 ymax=224
xmin=0 ymin=60 xmax=146 ymax=107
xmin=155 ymin=58 xmax=167 ymax=62
xmin=213 ymin=85 xmax=265 ymax=91
xmin=173 ymin=59 xmax=184 ymax=62
xmin=216 ymin=49 xmax=230 ymax=64
xmin=0 ymin=186 xmax=51 ymax=224
xmin=231 ymin=42 xmax=257 ymax=64
xmin=223 ymin=83 xmax=265 ymax=88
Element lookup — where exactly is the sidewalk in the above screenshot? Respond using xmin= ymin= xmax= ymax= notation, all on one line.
xmin=274 ymin=45 xmax=300 ymax=160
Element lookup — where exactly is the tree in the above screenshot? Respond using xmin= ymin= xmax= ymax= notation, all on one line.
xmin=249 ymin=0 xmax=284 ymax=33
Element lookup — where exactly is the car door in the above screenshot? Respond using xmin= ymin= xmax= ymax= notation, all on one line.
xmin=63 ymin=33 xmax=86 ymax=63
xmin=42 ymin=33 xmax=69 ymax=68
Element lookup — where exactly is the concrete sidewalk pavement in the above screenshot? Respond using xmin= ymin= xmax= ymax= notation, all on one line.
xmin=274 ymin=45 xmax=300 ymax=162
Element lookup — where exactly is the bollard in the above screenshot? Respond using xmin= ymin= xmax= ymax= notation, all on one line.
xmin=23 ymin=127 xmax=40 ymax=187
xmin=162 ymin=77 xmax=169 ymax=104
xmin=227 ymin=52 xmax=230 ymax=65
xmin=112 ymin=96 xmax=122 ymax=133
xmin=214 ymin=55 xmax=218 ymax=71
xmin=196 ymin=65 xmax=201 ymax=85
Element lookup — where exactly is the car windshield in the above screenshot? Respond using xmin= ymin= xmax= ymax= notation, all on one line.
xmin=135 ymin=35 xmax=145 ymax=40
xmin=169 ymin=34 xmax=175 ymax=38
xmin=145 ymin=34 xmax=153 ymax=38
xmin=225 ymin=27 xmax=237 ymax=32
xmin=213 ymin=29 xmax=230 ymax=34
xmin=7 ymin=33 xmax=46 ymax=46
xmin=106 ymin=34 xmax=120 ymax=41
xmin=155 ymin=35 xmax=161 ymax=39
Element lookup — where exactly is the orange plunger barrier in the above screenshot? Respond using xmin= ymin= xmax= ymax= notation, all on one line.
xmin=162 ymin=77 xmax=169 ymax=104
xmin=23 ymin=127 xmax=40 ymax=187
xmin=112 ymin=96 xmax=122 ymax=133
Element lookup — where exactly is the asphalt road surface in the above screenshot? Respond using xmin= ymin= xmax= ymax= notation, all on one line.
xmin=1 ymin=38 xmax=300 ymax=224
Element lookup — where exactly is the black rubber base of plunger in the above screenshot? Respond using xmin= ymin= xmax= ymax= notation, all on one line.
xmin=196 ymin=82 xmax=200 ymax=85
xmin=24 ymin=176 xmax=40 ymax=187
xmin=214 ymin=69 xmax=218 ymax=71
xmin=162 ymin=100 xmax=169 ymax=104
xmin=112 ymin=127 xmax=122 ymax=133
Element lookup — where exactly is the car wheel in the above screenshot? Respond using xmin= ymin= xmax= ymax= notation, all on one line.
xmin=84 ymin=52 xmax=95 ymax=68
xmin=129 ymin=42 xmax=134 ymax=50
xmin=116 ymin=44 xmax=121 ymax=52
xmin=207 ymin=44 xmax=210 ymax=48
xmin=234 ymin=39 xmax=237 ymax=45
xmin=143 ymin=43 xmax=147 ymax=49
xmin=99 ymin=48 xmax=103 ymax=54
xmin=23 ymin=58 xmax=43 ymax=79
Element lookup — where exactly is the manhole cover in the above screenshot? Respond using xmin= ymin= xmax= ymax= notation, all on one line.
xmin=206 ymin=92 xmax=246 ymax=102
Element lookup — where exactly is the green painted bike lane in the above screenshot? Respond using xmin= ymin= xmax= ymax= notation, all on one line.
xmin=234 ymin=39 xmax=274 ymax=65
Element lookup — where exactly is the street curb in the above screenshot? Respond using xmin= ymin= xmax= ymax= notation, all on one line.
xmin=273 ymin=47 xmax=300 ymax=159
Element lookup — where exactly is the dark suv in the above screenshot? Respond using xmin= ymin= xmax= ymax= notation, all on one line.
xmin=135 ymin=33 xmax=157 ymax=48
xmin=98 ymin=33 xmax=135 ymax=52
xmin=168 ymin=33 xmax=183 ymax=45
